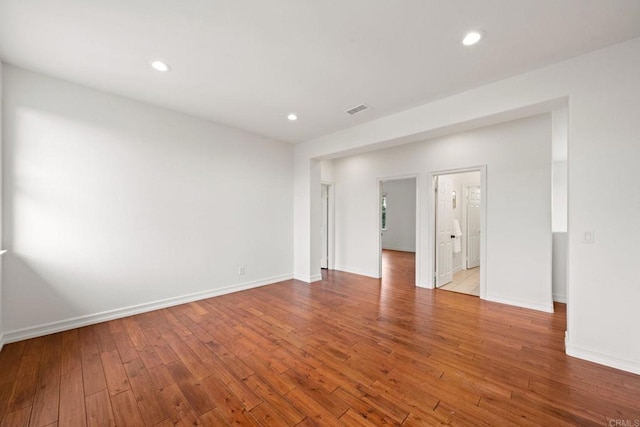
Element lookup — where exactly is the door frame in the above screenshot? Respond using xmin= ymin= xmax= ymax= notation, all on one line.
xmin=377 ymin=174 xmax=420 ymax=284
xmin=321 ymin=181 xmax=335 ymax=270
xmin=427 ymin=165 xmax=487 ymax=299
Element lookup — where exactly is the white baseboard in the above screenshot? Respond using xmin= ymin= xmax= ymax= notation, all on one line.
xmin=417 ymin=281 xmax=433 ymax=289
xmin=0 ymin=333 xmax=4 ymax=352
xmin=1 ymin=273 xmax=293 ymax=345
xmin=566 ymin=340 xmax=640 ymax=375
xmin=293 ymin=273 xmax=322 ymax=283
xmin=553 ymin=293 xmax=567 ymax=303
xmin=484 ymin=294 xmax=554 ymax=313
xmin=452 ymin=266 xmax=463 ymax=274
xmin=293 ymin=273 xmax=310 ymax=282
xmin=334 ymin=265 xmax=380 ymax=279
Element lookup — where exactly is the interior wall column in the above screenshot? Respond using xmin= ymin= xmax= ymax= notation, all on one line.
xmin=293 ymin=155 xmax=322 ymax=283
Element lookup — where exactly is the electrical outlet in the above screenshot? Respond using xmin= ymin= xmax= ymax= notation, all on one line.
xmin=238 ymin=266 xmax=245 ymax=275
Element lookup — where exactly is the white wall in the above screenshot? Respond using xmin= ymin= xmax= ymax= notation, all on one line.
xmin=333 ymin=114 xmax=553 ymax=312
xmin=295 ymin=37 xmax=640 ymax=374
xmin=552 ymin=108 xmax=568 ymax=232
xmin=552 ymin=161 xmax=567 ymax=232
xmin=1 ymin=65 xmax=293 ymax=340
xmin=320 ymin=159 xmax=334 ymax=183
xmin=551 ymin=159 xmax=568 ymax=303
xmin=447 ymin=171 xmax=481 ymax=272
xmin=0 ymin=61 xmax=3 ymax=350
xmin=551 ymin=108 xmax=568 ymax=303
xmin=552 ymin=232 xmax=567 ymax=303
xmin=381 ymin=178 xmax=416 ymax=252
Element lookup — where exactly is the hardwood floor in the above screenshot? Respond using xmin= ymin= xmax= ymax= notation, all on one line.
xmin=381 ymin=249 xmax=415 ymax=286
xmin=1 ymin=253 xmax=640 ymax=425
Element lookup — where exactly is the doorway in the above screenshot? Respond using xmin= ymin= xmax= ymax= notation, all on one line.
xmin=432 ymin=169 xmax=484 ymax=297
xmin=466 ymin=185 xmax=481 ymax=269
xmin=378 ymin=176 xmax=418 ymax=284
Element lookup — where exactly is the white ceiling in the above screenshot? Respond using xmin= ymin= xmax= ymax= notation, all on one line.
xmin=1 ymin=1 xmax=640 ymax=143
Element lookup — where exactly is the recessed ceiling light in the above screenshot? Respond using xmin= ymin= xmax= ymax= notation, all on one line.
xmin=462 ymin=31 xmax=483 ymax=46
xmin=151 ymin=60 xmax=170 ymax=72
xmin=287 ymin=113 xmax=298 ymax=121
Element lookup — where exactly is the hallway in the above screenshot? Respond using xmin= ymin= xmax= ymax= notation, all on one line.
xmin=381 ymin=249 xmax=479 ymax=297
xmin=381 ymin=249 xmax=415 ymax=286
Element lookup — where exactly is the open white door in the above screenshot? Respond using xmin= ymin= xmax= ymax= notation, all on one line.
xmin=467 ymin=186 xmax=481 ymax=269
xmin=321 ymin=184 xmax=329 ymax=269
xmin=435 ymin=176 xmax=454 ymax=287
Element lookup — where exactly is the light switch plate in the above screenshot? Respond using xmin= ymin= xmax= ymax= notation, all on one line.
xmin=584 ymin=231 xmax=595 ymax=244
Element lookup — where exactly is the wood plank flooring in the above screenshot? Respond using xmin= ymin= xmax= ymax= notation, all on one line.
xmin=1 ymin=251 xmax=640 ymax=426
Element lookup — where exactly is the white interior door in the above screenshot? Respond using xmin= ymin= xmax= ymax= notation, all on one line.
xmin=321 ymin=184 xmax=329 ymax=269
xmin=436 ymin=176 xmax=454 ymax=287
xmin=467 ymin=186 xmax=481 ymax=269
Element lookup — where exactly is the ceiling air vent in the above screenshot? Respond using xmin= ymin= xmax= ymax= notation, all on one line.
xmin=345 ymin=104 xmax=369 ymax=115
